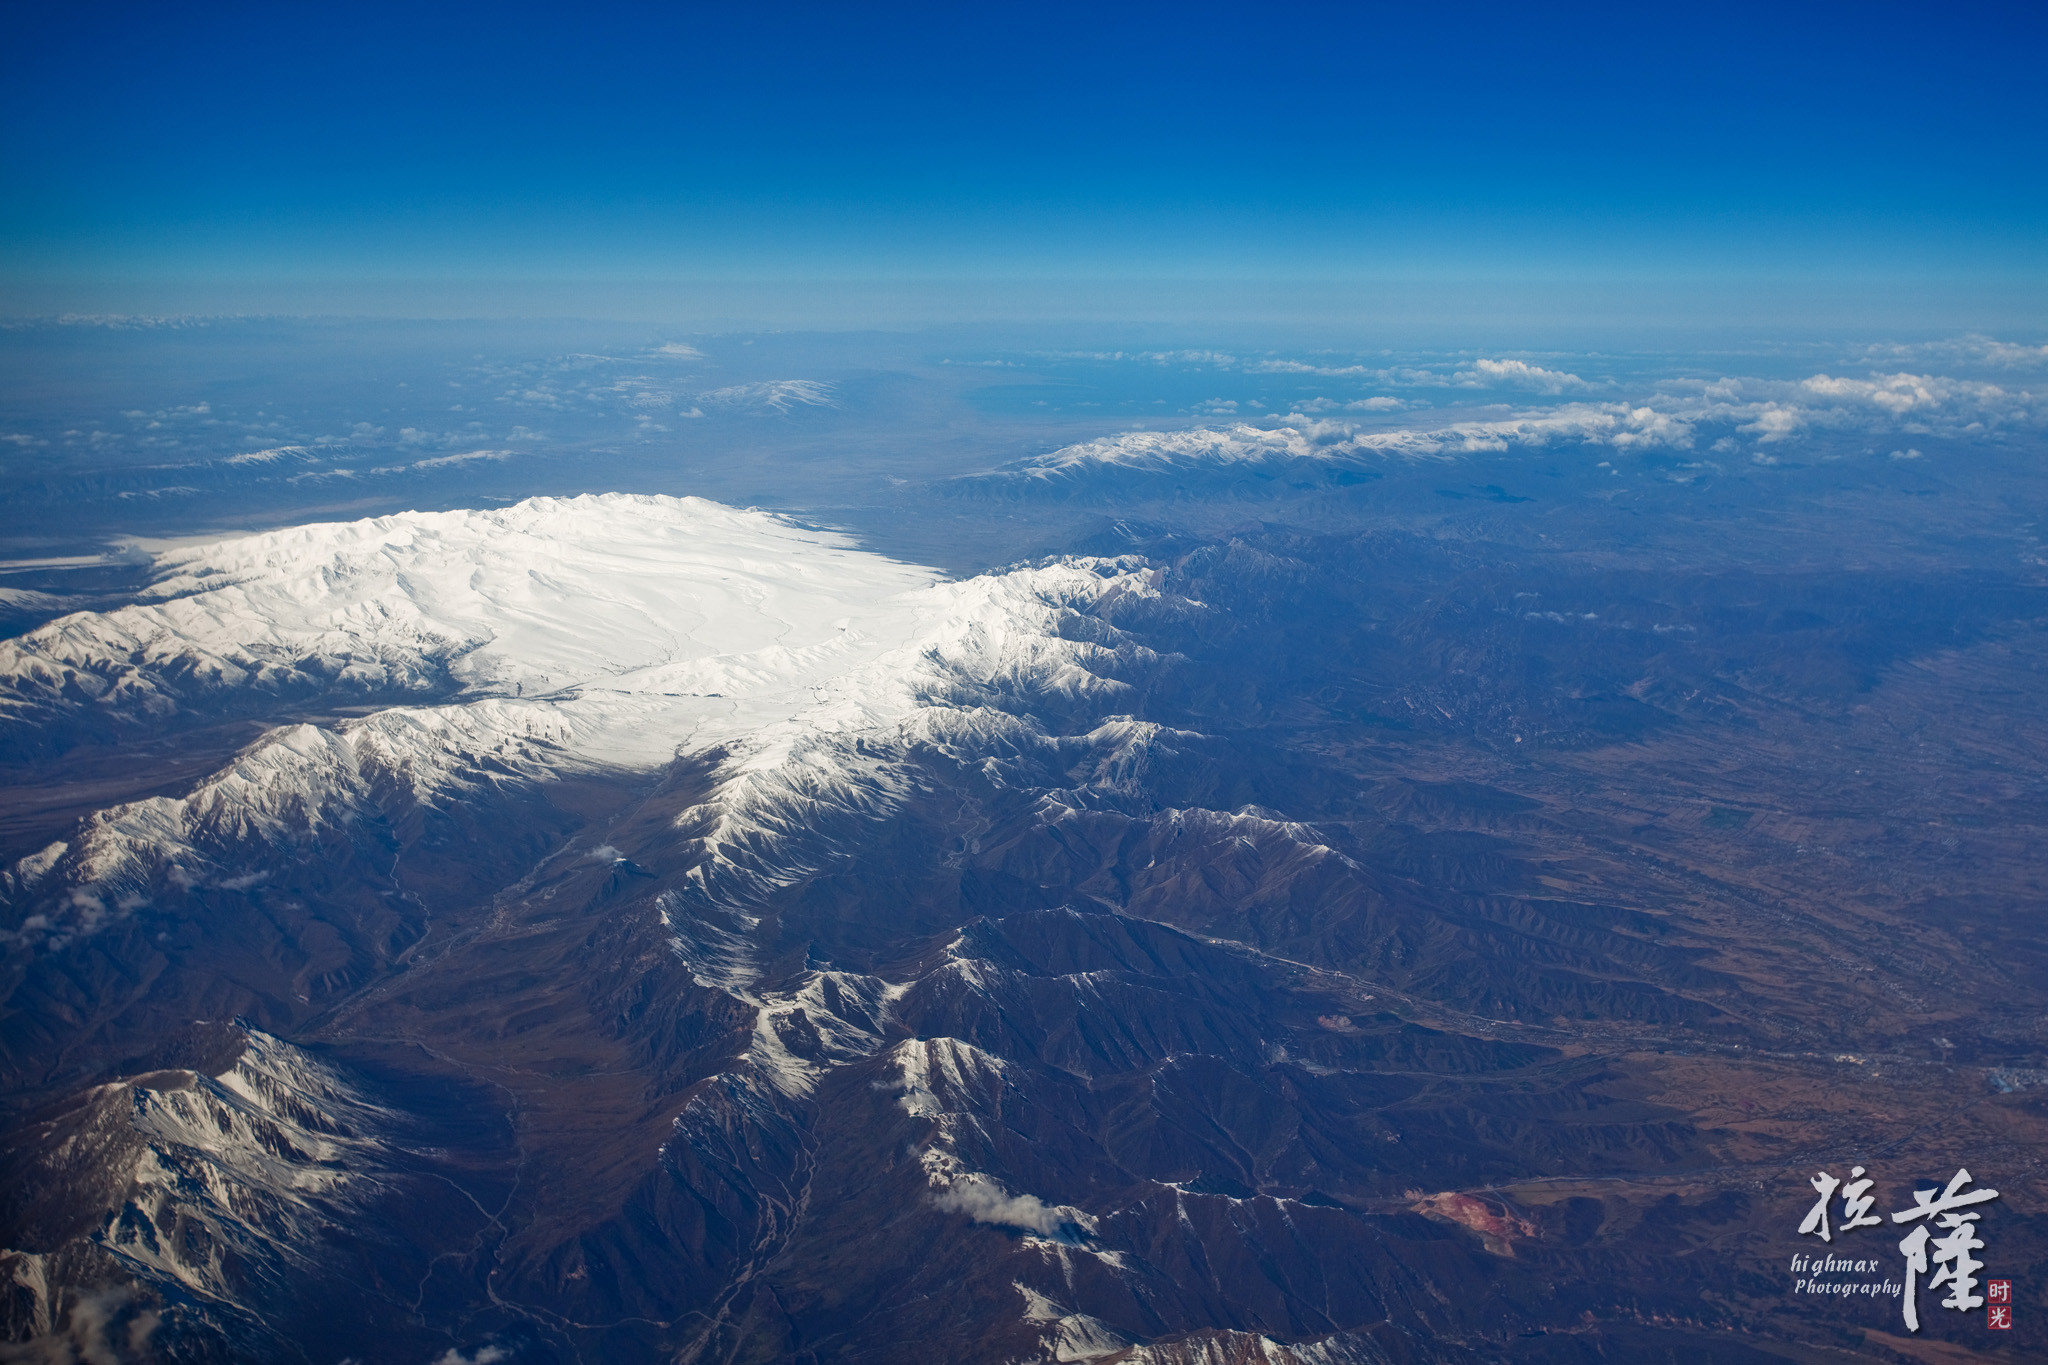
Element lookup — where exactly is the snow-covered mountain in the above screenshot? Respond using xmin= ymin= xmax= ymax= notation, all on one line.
xmin=0 ymin=1023 xmax=532 ymax=1362
xmin=997 ymin=409 xmax=1697 ymax=482
xmin=9 ymin=485 xmax=1991 ymax=1364
xmin=3 ymin=493 xmax=1309 ymax=1362
xmin=0 ymin=494 xmax=1176 ymax=953
xmin=0 ymin=493 xmax=942 ymax=759
xmin=4 ymin=1029 xmax=391 ymax=1315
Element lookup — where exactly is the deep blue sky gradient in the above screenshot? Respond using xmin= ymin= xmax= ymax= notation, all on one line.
xmin=3 ymin=1 xmax=2043 ymax=321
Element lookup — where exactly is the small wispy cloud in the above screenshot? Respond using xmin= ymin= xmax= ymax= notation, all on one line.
xmin=931 ymin=1173 xmax=1088 ymax=1238
xmin=1244 ymin=358 xmax=1377 ymax=377
xmin=1288 ymin=396 xmax=1408 ymax=414
xmin=223 ymin=444 xmax=315 ymax=466
xmin=406 ymin=449 xmax=512 ymax=471
xmin=430 ymin=1347 xmax=509 ymax=1365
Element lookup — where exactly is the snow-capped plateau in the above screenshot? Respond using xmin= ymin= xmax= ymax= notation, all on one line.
xmin=0 ymin=493 xmax=1178 ymax=951
xmin=0 ymin=492 xmax=942 ymax=764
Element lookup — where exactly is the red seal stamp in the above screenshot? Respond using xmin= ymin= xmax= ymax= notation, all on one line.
xmin=1986 ymin=1279 xmax=2013 ymax=1329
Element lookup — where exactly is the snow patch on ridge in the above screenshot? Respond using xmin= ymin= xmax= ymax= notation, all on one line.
xmin=895 ymin=1040 xmax=1096 ymax=1245
xmin=895 ymin=1037 xmax=1010 ymax=1122
xmin=1109 ymin=1331 xmax=1395 ymax=1364
xmin=1014 ymin=1282 xmax=1132 ymax=1362
xmin=696 ymin=379 xmax=835 ymax=413
xmin=743 ymin=970 xmax=899 ymax=1097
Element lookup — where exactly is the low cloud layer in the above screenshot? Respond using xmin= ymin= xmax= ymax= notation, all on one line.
xmin=1859 ymin=335 xmax=2048 ymax=370
xmin=1012 ymin=356 xmax=2041 ymax=479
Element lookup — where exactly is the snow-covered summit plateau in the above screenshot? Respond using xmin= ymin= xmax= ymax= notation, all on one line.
xmin=0 ymin=493 xmax=1174 ymax=948
xmin=0 ymin=492 xmax=942 ymax=766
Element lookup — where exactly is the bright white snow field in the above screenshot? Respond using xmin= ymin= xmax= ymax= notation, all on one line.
xmin=1 ymin=493 xmax=1168 ymax=947
xmin=3 ymin=493 xmax=948 ymax=770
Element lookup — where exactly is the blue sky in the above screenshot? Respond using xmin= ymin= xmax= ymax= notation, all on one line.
xmin=3 ymin=1 xmax=2043 ymax=323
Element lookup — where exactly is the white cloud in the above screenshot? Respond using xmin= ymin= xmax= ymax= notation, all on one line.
xmin=1288 ymin=396 xmax=1408 ymax=414
xmin=1245 ymin=356 xmax=1601 ymax=391
xmin=931 ymin=1173 xmax=1087 ymax=1237
xmin=1454 ymin=358 xmax=1594 ymax=394
xmin=1350 ymin=404 xmax=1694 ymax=455
xmin=1861 ymin=334 xmax=2048 ymax=369
xmin=2 ymin=1287 xmax=159 ymax=1363
xmin=1040 ymin=348 xmax=1237 ymax=366
xmin=1243 ymin=359 xmax=1445 ymax=383
xmin=1801 ymin=372 xmax=1958 ymax=414
xmin=1001 ymin=350 xmax=2044 ymax=482
xmin=223 ymin=444 xmax=316 ymax=466
xmin=1739 ymin=405 xmax=1805 ymax=443
xmin=1655 ymin=367 xmax=2036 ymax=443
xmin=430 ymin=1348 xmax=508 ymax=1365
xmin=1246 ymin=358 xmax=1370 ymax=376
xmin=1607 ymin=405 xmax=1693 ymax=449
xmin=1139 ymin=349 xmax=1237 ymax=365
xmin=408 ymin=449 xmax=512 ymax=471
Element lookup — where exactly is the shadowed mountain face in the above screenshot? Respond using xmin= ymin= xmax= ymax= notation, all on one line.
xmin=4 ymin=333 xmax=2048 ymax=1363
